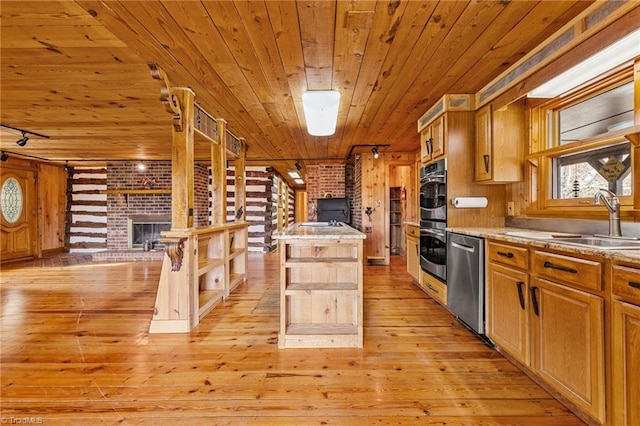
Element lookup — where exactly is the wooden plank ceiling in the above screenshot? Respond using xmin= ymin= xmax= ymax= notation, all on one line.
xmin=0 ymin=0 xmax=594 ymax=184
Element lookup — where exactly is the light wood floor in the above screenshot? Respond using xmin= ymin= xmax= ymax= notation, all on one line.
xmin=0 ymin=253 xmax=585 ymax=425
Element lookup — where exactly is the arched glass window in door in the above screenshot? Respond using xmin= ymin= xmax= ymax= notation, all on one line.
xmin=1 ymin=177 xmax=23 ymax=223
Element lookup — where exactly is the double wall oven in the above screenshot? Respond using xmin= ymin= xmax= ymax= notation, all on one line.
xmin=419 ymin=159 xmax=447 ymax=282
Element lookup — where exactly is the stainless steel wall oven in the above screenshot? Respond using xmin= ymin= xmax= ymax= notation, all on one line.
xmin=419 ymin=159 xmax=447 ymax=282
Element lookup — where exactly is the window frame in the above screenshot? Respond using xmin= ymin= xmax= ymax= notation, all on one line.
xmin=526 ymin=66 xmax=637 ymax=216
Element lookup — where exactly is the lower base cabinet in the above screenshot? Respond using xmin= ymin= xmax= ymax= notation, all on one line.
xmin=533 ymin=277 xmax=605 ymax=423
xmin=487 ymin=262 xmax=530 ymax=365
xmin=612 ymin=300 xmax=640 ymax=426
xmin=486 ymin=239 xmax=605 ymax=424
xmin=406 ymin=225 xmax=420 ymax=282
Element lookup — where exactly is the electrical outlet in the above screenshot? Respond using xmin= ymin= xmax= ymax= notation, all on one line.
xmin=507 ymin=201 xmax=515 ymax=216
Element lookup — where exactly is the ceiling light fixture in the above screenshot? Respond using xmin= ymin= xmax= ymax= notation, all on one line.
xmin=1 ymin=151 xmax=9 ymax=162
xmin=295 ymin=161 xmax=302 ymax=171
xmin=301 ymin=90 xmax=341 ymax=136
xmin=528 ymin=28 xmax=640 ymax=98
xmin=287 ymin=170 xmax=301 ymax=179
xmin=294 ymin=178 xmax=305 ymax=185
xmin=372 ymin=146 xmax=379 ymax=159
xmin=16 ymin=131 xmax=29 ymax=146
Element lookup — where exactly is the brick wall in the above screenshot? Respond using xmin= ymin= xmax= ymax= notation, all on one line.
xmin=106 ymin=162 xmax=173 ymax=250
xmin=306 ymin=164 xmax=346 ymax=221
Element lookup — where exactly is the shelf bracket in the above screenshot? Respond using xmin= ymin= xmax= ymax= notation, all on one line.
xmin=159 ymin=237 xmax=187 ymax=271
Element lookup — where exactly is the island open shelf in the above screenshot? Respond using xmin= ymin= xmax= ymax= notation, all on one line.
xmin=275 ymin=223 xmax=366 ymax=348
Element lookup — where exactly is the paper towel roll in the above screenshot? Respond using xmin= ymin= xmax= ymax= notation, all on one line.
xmin=452 ymin=197 xmax=488 ymax=208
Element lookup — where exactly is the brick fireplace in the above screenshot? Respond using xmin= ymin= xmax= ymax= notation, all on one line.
xmin=91 ymin=161 xmax=209 ymax=261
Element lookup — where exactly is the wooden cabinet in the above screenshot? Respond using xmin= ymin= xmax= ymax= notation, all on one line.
xmin=406 ymin=224 xmax=420 ymax=282
xmin=531 ymin=276 xmax=605 ymax=423
xmin=486 ymin=239 xmax=605 ymax=423
xmin=475 ymin=99 xmax=525 ymax=183
xmin=278 ymin=233 xmax=364 ymax=348
xmin=487 ymin=241 xmax=530 ymax=365
xmin=420 ymin=270 xmax=447 ymax=306
xmin=417 ymin=94 xmax=474 ymax=165
xmin=611 ymin=262 xmax=640 ymax=426
xmin=487 ymin=246 xmax=530 ymax=365
xmin=420 ymin=114 xmax=445 ymax=163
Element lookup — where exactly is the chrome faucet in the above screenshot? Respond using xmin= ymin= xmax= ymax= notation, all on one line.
xmin=593 ymin=188 xmax=621 ymax=237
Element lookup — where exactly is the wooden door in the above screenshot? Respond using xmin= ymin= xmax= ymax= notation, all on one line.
xmin=406 ymin=234 xmax=419 ymax=282
xmin=612 ymin=300 xmax=640 ymax=426
xmin=531 ymin=277 xmax=605 ymax=423
xmin=420 ymin=127 xmax=431 ymax=163
xmin=1 ymin=167 xmax=37 ymax=261
xmin=475 ymin=104 xmax=492 ymax=182
xmin=487 ymin=262 xmax=530 ymax=365
xmin=430 ymin=115 xmax=446 ymax=160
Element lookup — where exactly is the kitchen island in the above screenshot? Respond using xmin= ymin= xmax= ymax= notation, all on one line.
xmin=275 ymin=222 xmax=366 ymax=348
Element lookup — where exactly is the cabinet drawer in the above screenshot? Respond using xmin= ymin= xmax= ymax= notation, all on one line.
xmin=420 ymin=270 xmax=447 ymax=306
xmin=612 ymin=264 xmax=640 ymax=305
xmin=488 ymin=241 xmax=529 ymax=270
xmin=406 ymin=225 xmax=420 ymax=239
xmin=534 ymin=250 xmax=602 ymax=291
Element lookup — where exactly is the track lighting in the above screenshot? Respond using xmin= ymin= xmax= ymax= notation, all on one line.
xmin=1 ymin=124 xmax=50 ymax=147
xmin=372 ymin=146 xmax=379 ymax=159
xmin=295 ymin=162 xmax=302 ymax=171
xmin=1 ymin=151 xmax=8 ymax=162
xmin=16 ymin=131 xmax=29 ymax=146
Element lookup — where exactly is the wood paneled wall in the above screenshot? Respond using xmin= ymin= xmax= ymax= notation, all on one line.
xmin=358 ymin=152 xmax=417 ymax=265
xmin=38 ymin=163 xmax=67 ymax=254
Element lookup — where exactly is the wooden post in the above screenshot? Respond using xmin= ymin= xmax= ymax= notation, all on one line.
xmin=211 ymin=119 xmax=227 ymax=225
xmin=171 ymin=88 xmax=195 ymax=230
xmin=234 ymin=138 xmax=246 ymax=221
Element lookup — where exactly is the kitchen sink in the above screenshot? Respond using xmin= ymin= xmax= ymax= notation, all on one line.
xmin=550 ymin=237 xmax=640 ymax=250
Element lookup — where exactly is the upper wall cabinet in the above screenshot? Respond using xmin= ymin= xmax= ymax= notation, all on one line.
xmin=418 ymin=94 xmax=474 ymax=165
xmin=420 ymin=115 xmax=445 ymax=163
xmin=475 ymin=98 xmax=526 ymax=183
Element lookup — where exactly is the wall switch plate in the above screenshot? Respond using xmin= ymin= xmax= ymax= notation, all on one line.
xmin=365 ymin=226 xmax=373 ymax=233
xmin=507 ymin=201 xmax=515 ymax=216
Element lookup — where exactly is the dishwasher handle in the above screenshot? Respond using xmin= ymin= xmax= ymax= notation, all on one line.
xmin=450 ymin=240 xmax=475 ymax=253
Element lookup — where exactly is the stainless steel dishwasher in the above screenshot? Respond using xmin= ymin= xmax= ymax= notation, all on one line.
xmin=446 ymin=233 xmax=485 ymax=335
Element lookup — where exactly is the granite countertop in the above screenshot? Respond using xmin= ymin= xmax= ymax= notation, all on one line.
xmin=275 ymin=222 xmax=366 ymax=240
xmin=404 ymin=221 xmax=420 ymax=227
xmin=447 ymin=227 xmax=640 ymax=263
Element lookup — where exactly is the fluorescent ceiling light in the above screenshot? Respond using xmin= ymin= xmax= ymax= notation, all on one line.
xmin=294 ymin=178 xmax=305 ymax=185
xmin=302 ymin=90 xmax=340 ymax=136
xmin=288 ymin=170 xmax=301 ymax=179
xmin=528 ymin=28 xmax=640 ymax=98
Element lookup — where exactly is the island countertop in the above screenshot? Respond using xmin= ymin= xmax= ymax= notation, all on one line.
xmin=275 ymin=222 xmax=366 ymax=240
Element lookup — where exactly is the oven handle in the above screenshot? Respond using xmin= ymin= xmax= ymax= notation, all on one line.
xmin=420 ymin=175 xmax=445 ymax=184
xmin=420 ymin=228 xmax=445 ymax=238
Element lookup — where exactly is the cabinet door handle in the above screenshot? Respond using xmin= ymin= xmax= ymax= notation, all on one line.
xmin=483 ymin=154 xmax=490 ymax=174
xmin=427 ymin=284 xmax=439 ymax=293
xmin=497 ymin=251 xmax=514 ymax=259
xmin=416 ymin=244 xmax=419 ymax=256
xmin=543 ymin=261 xmax=577 ymax=274
xmin=629 ymin=281 xmax=640 ymax=289
xmin=516 ymin=281 xmax=525 ymax=310
xmin=425 ymin=137 xmax=432 ymax=156
xmin=530 ymin=286 xmax=539 ymax=316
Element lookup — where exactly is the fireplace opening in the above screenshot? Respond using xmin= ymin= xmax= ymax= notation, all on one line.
xmin=128 ymin=215 xmax=171 ymax=249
